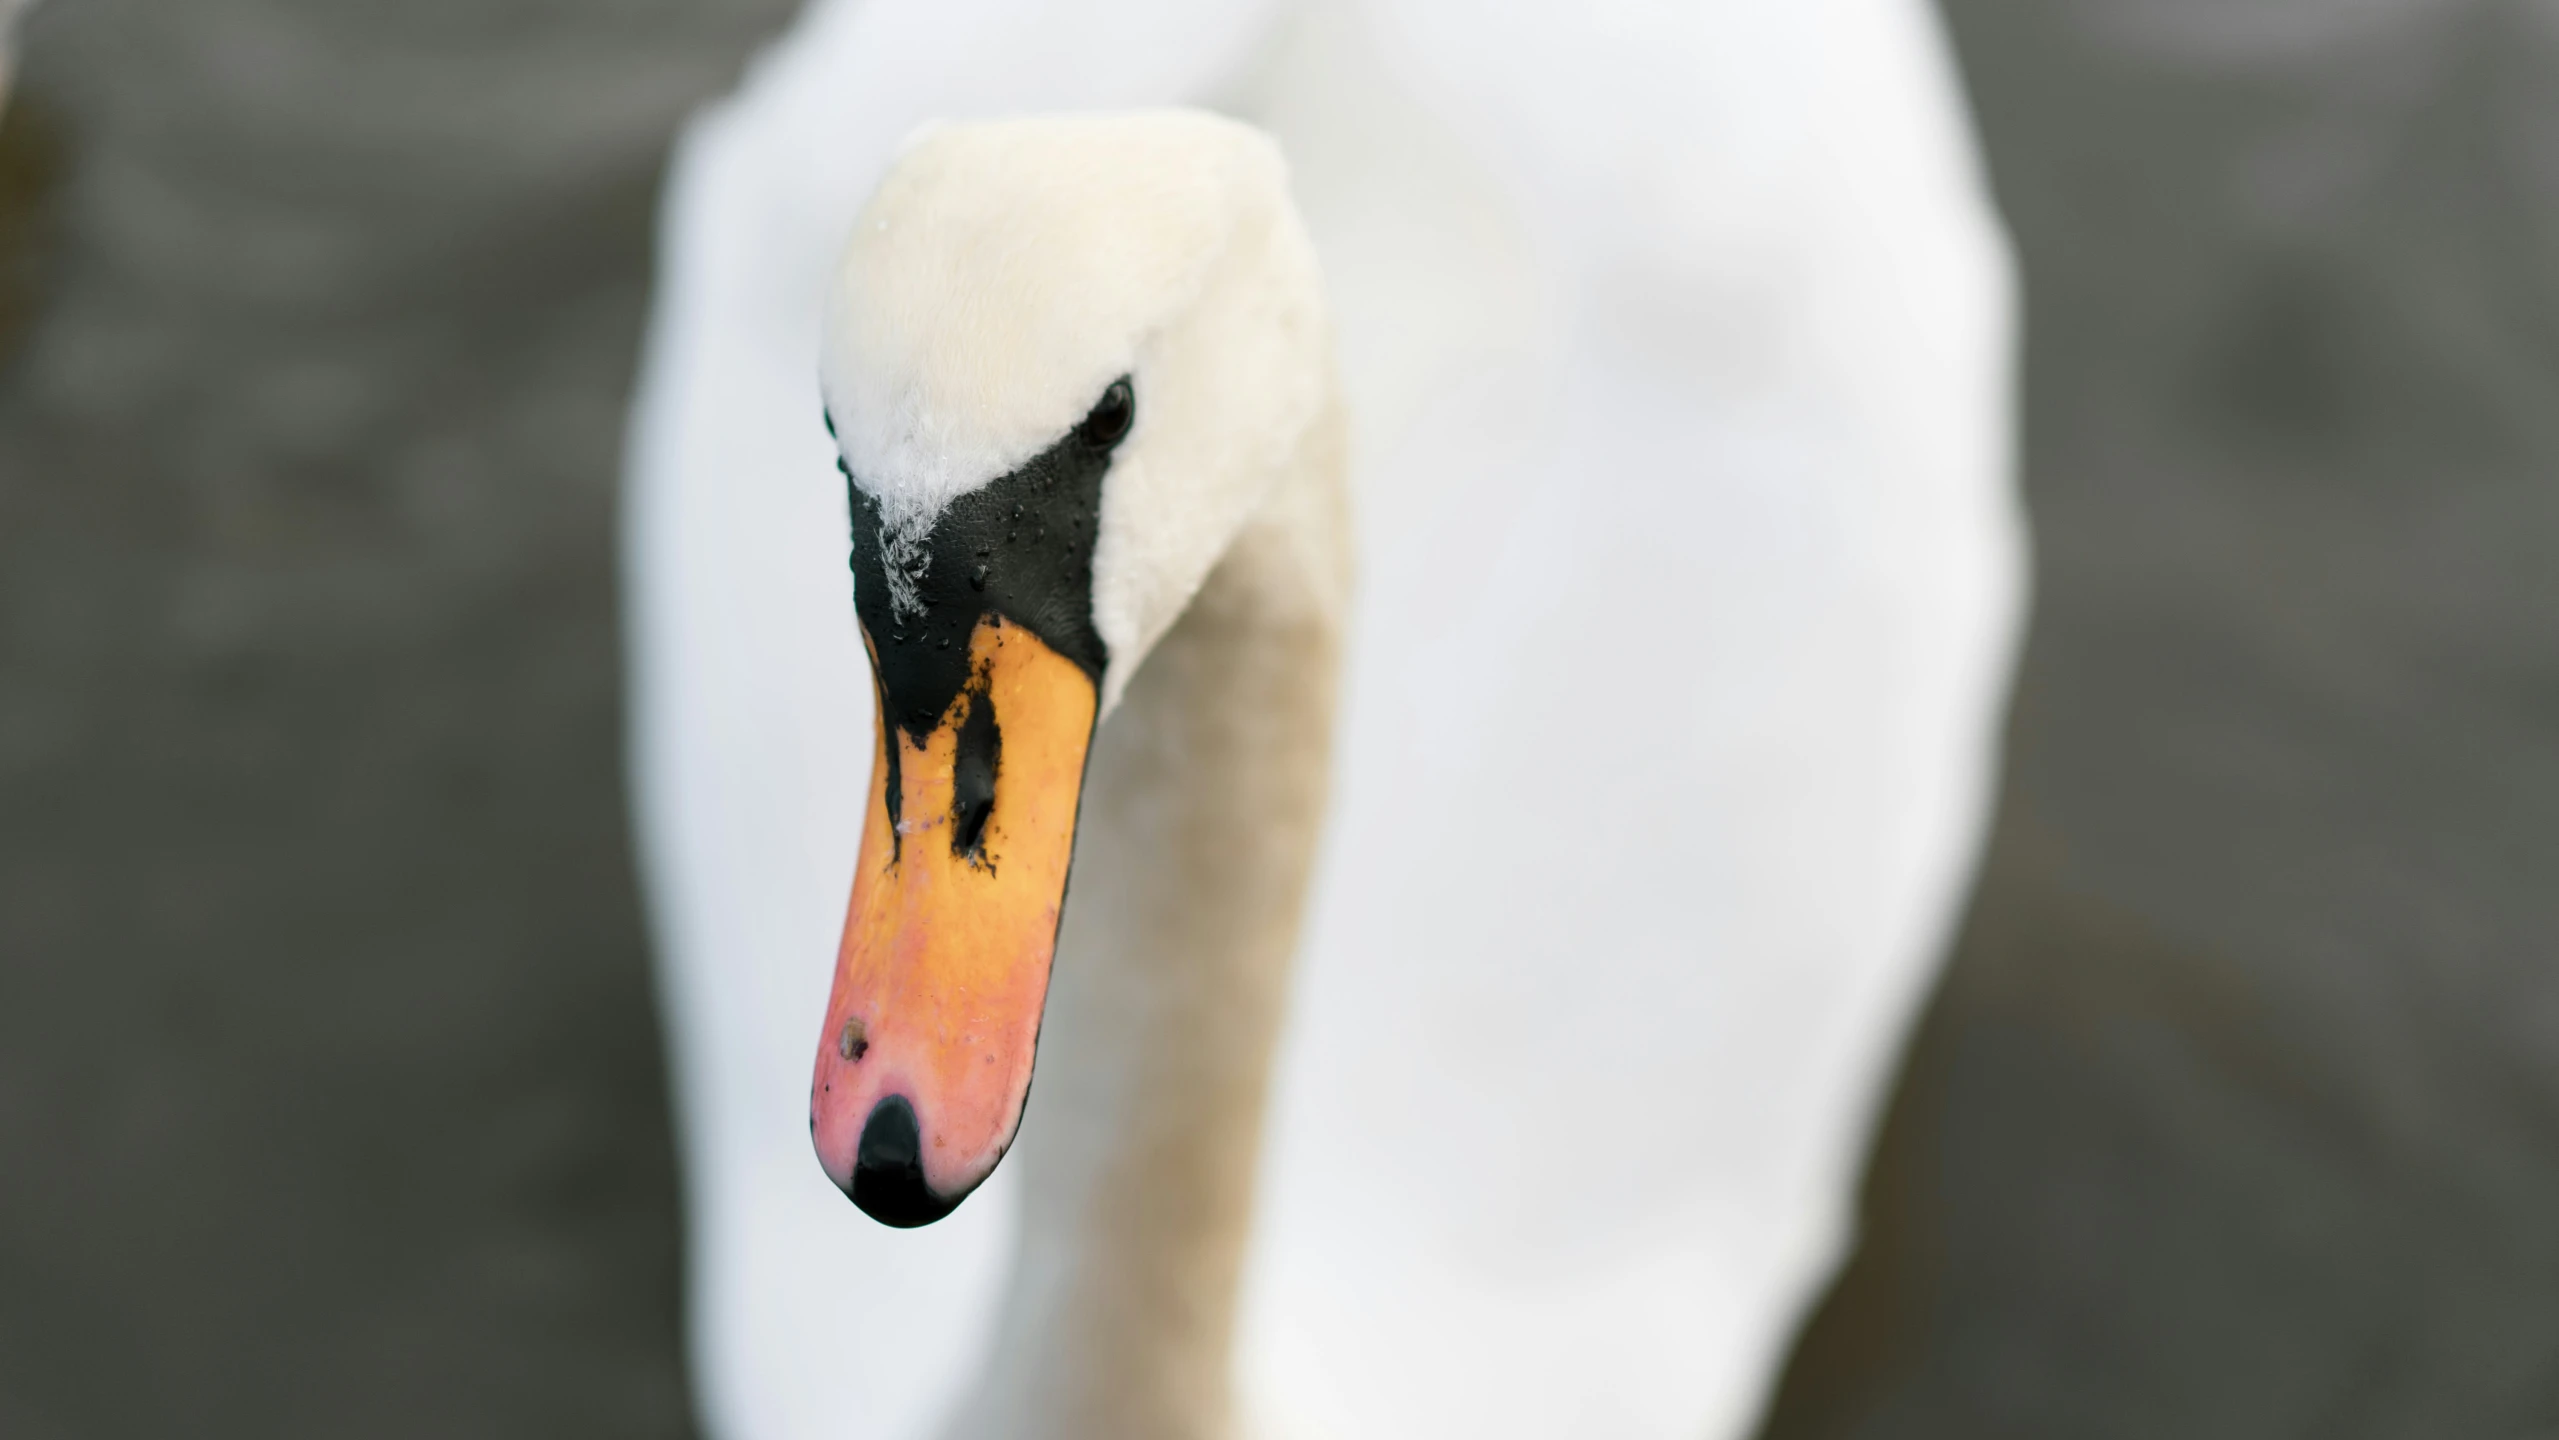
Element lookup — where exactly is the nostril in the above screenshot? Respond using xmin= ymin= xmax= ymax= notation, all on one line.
xmin=851 ymin=1095 xmax=960 ymax=1228
xmin=950 ymin=681 xmax=1000 ymax=862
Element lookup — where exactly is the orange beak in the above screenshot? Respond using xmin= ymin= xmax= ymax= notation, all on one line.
xmin=809 ymin=613 xmax=1098 ymax=1225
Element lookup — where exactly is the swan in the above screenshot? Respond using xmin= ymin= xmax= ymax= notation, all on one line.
xmin=624 ymin=3 xmax=2024 ymax=1437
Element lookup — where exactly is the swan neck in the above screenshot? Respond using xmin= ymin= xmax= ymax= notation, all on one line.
xmin=946 ymin=398 xmax=1348 ymax=1440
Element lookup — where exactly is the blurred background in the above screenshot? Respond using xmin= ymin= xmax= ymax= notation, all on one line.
xmin=2 ymin=1 xmax=2554 ymax=1437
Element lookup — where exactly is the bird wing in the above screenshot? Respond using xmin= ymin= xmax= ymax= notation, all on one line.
xmin=1227 ymin=3 xmax=2023 ymax=1437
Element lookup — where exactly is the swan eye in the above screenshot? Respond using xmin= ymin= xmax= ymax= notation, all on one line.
xmin=1075 ymin=377 xmax=1134 ymax=451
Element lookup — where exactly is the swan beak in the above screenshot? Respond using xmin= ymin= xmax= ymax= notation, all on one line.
xmin=810 ymin=614 xmax=1098 ymax=1226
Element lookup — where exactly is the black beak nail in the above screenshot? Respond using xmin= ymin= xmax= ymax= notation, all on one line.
xmin=850 ymin=1094 xmax=961 ymax=1228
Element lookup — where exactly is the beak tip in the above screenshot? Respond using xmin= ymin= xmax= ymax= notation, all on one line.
xmin=844 ymin=1093 xmax=967 ymax=1228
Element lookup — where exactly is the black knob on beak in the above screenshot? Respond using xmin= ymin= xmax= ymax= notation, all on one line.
xmin=849 ymin=1094 xmax=962 ymax=1228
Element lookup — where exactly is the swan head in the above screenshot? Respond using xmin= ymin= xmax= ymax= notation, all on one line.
xmin=806 ymin=111 xmax=1331 ymax=1226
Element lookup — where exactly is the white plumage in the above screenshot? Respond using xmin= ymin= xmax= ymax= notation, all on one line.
xmin=623 ymin=2 xmax=2024 ymax=1437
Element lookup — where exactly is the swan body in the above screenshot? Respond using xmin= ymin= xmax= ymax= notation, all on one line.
xmin=624 ymin=2 xmax=2023 ymax=1437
